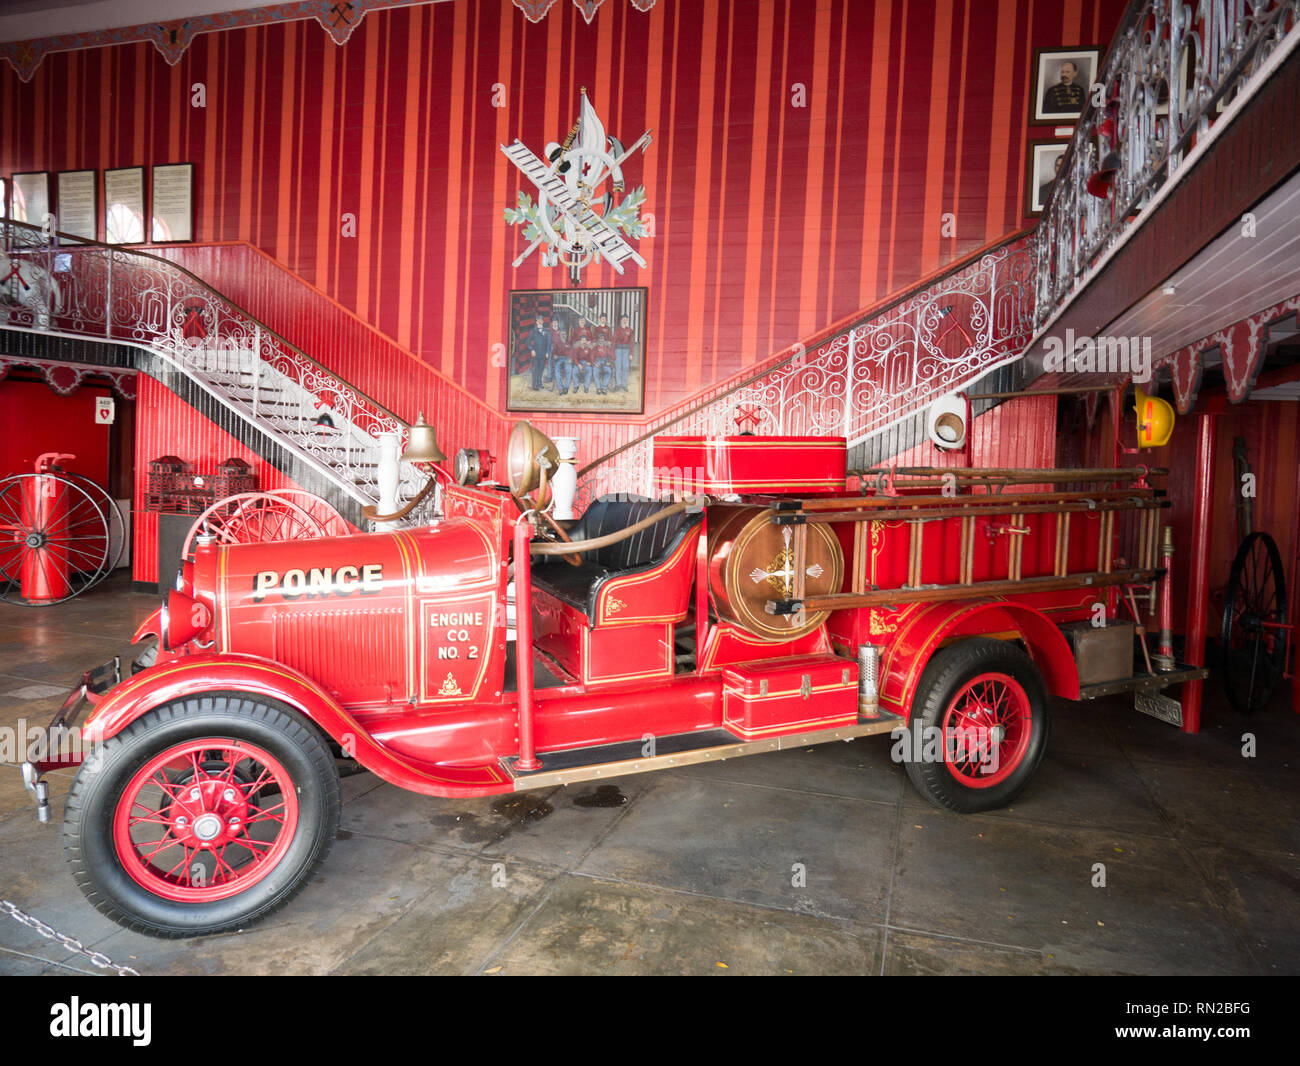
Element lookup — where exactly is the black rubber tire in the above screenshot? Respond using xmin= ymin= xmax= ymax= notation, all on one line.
xmin=63 ymin=694 xmax=339 ymax=938
xmin=902 ymin=638 xmax=1051 ymax=814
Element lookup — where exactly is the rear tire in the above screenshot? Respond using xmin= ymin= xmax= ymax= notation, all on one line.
xmin=903 ymin=638 xmax=1050 ymax=813
xmin=63 ymin=694 xmax=339 ymax=938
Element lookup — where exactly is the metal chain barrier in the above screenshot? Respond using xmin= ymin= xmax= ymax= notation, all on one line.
xmin=2 ymin=899 xmax=140 ymax=976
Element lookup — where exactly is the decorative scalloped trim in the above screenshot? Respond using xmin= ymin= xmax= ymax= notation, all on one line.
xmin=2 ymin=0 xmax=662 ymax=81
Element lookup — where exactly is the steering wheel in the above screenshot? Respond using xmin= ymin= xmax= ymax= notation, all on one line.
xmin=533 ymin=509 xmax=584 ymax=568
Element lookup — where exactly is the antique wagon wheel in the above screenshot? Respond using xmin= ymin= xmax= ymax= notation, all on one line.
xmin=263 ymin=489 xmax=351 ymax=537
xmin=182 ymin=492 xmax=326 ymax=561
xmin=1219 ymin=531 xmax=1288 ymax=713
xmin=0 ymin=473 xmax=114 ymax=605
xmin=60 ymin=471 xmax=127 ymax=573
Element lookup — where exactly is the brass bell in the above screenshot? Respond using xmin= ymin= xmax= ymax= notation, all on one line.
xmin=403 ymin=412 xmax=447 ymax=464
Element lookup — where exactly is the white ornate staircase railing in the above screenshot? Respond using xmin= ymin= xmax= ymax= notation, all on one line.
xmin=574 ymin=232 xmax=1038 ymax=507
xmin=1034 ymin=0 xmax=1300 ymax=328
xmin=0 ymin=219 xmax=425 ymax=517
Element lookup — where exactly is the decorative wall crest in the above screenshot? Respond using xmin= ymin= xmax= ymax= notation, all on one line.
xmin=502 ymin=89 xmax=653 ymax=285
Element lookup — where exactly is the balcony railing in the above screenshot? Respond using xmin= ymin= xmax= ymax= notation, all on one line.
xmin=1 ymin=218 xmax=421 ymax=511
xmin=1035 ymin=0 xmax=1300 ymax=328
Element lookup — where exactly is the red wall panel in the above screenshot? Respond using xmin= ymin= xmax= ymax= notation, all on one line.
xmin=131 ymin=375 xmax=317 ymax=584
xmin=1058 ymin=393 xmax=1300 ymax=635
xmin=0 ymin=378 xmax=112 ymax=485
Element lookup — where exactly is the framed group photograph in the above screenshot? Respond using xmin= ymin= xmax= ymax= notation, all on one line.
xmin=507 ymin=288 xmax=647 ymax=414
xmin=1026 ymin=140 xmax=1071 ymax=215
xmin=1031 ymin=46 xmax=1100 ymax=124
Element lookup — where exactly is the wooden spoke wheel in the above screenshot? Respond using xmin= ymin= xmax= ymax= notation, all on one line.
xmin=1220 ymin=531 xmax=1288 ymax=713
xmin=61 ymin=471 xmax=127 ymax=573
xmin=0 ymin=473 xmax=115 ymax=605
xmin=263 ymin=489 xmax=350 ymax=537
xmin=182 ymin=492 xmax=326 ymax=561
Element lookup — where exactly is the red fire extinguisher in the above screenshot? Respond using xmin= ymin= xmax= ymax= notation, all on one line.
xmin=20 ymin=453 xmax=77 ymax=602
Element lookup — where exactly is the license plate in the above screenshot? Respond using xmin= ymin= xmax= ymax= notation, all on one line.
xmin=1135 ymin=690 xmax=1182 ymax=726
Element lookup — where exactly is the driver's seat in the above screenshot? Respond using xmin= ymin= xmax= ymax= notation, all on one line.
xmin=531 ymin=495 xmax=704 ymax=685
xmin=533 ymin=495 xmax=703 ymax=626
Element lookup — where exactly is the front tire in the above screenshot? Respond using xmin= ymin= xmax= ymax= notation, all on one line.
xmin=63 ymin=694 xmax=340 ymax=938
xmin=903 ymin=638 xmax=1050 ymax=813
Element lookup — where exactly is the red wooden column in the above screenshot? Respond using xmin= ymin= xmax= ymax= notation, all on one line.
xmin=1292 ymin=457 xmax=1300 ymax=717
xmin=1181 ymin=412 xmax=1216 ymax=733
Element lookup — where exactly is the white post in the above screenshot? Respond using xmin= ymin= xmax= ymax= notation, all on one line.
xmin=251 ymin=325 xmax=261 ymax=422
xmin=375 ymin=432 xmax=401 ymax=530
xmin=552 ymin=436 xmax=579 ymax=520
xmin=843 ymin=327 xmax=856 ymax=440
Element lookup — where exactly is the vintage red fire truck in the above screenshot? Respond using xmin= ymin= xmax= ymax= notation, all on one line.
xmin=21 ymin=424 xmax=1205 ymax=937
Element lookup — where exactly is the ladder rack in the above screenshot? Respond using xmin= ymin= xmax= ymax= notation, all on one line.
xmin=760 ymin=468 xmax=1168 ymax=616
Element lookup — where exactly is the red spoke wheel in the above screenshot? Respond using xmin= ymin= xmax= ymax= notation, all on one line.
xmin=112 ymin=740 xmax=300 ymax=903
xmin=63 ymin=695 xmax=339 ymax=938
xmin=904 ymin=638 xmax=1050 ymax=813
xmin=939 ymin=673 xmax=1032 ymax=789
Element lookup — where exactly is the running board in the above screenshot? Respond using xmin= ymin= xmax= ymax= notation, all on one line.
xmin=1074 ymin=663 xmax=1208 ymax=700
xmin=501 ymin=715 xmax=903 ymax=790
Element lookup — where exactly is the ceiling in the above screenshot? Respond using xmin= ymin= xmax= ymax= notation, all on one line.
xmin=0 ymin=1 xmax=296 ymax=43
xmin=1026 ymin=167 xmax=1300 ymax=398
xmin=1094 ymin=170 xmax=1300 ymax=359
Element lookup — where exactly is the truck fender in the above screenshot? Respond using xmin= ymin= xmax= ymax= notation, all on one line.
xmin=80 ymin=653 xmax=512 ymax=798
xmin=877 ymin=601 xmax=1079 ymax=717
xmin=131 ymin=606 xmax=163 ymax=645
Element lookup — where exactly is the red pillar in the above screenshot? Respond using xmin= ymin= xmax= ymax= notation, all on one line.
xmin=513 ymin=517 xmax=541 ymax=771
xmin=1291 ymin=455 xmax=1300 ymax=716
xmin=1181 ymin=413 xmax=1216 ymax=733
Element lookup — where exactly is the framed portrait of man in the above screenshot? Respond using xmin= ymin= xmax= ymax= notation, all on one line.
xmin=507 ymin=287 xmax=646 ymax=414
xmin=1026 ymin=140 xmax=1071 ymax=216
xmin=1031 ymin=47 xmax=1100 ymax=124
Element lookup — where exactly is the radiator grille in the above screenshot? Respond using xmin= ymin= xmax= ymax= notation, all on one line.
xmin=271 ymin=607 xmax=407 ymax=701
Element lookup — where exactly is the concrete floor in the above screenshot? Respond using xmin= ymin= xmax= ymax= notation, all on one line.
xmin=1 ymin=574 xmax=1298 ymax=976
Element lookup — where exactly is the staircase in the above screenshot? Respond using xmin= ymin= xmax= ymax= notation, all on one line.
xmin=570 ymin=231 xmax=1039 ymax=509
xmin=0 ymin=219 xmax=426 ymax=528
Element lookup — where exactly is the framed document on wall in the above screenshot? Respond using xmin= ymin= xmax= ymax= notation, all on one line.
xmin=104 ymin=166 xmax=145 ymax=244
xmin=56 ymin=170 xmax=97 ymax=240
xmin=150 ymin=162 xmax=193 ymax=242
xmin=11 ymin=172 xmax=50 ymax=225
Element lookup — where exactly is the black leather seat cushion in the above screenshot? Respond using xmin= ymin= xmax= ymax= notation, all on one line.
xmin=532 ymin=495 xmax=703 ymax=622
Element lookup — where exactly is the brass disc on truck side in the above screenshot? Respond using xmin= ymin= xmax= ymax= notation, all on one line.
xmin=706 ymin=505 xmax=844 ymax=640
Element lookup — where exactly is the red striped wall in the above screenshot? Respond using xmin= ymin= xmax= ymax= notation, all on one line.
xmin=890 ymin=393 xmax=1059 ymax=471
xmin=1 ymin=0 xmax=1124 ymax=424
